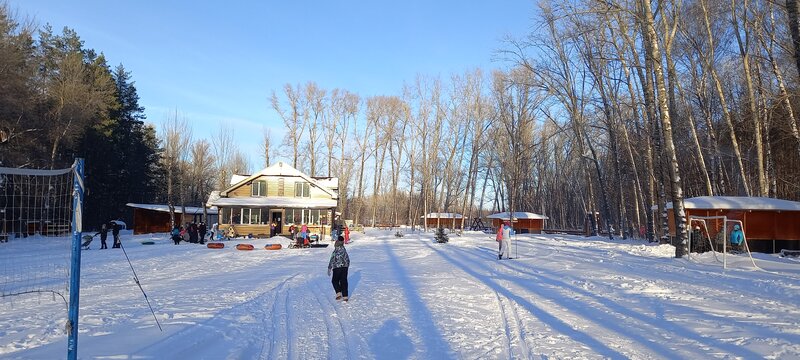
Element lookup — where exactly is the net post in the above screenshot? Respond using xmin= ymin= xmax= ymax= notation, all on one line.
xmin=67 ymin=158 xmax=84 ymax=360
xmin=723 ymin=216 xmax=728 ymax=270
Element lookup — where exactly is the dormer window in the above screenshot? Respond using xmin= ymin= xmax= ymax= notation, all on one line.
xmin=294 ymin=182 xmax=310 ymax=197
xmin=251 ymin=180 xmax=267 ymax=196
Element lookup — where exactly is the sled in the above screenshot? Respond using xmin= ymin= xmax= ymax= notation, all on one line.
xmin=81 ymin=235 xmax=93 ymax=250
xmin=235 ymin=243 xmax=255 ymax=251
xmin=141 ymin=241 xmax=155 ymax=245
xmin=264 ymin=244 xmax=282 ymax=250
xmin=207 ymin=242 xmax=225 ymax=249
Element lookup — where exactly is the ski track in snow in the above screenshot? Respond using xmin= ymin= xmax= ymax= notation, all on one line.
xmin=1 ymin=230 xmax=800 ymax=359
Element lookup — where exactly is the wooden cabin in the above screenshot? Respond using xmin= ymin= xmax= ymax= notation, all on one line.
xmin=487 ymin=212 xmax=548 ymax=234
xmin=657 ymin=196 xmax=800 ymax=253
xmin=126 ymin=203 xmax=218 ymax=234
xmin=422 ymin=213 xmax=464 ymax=229
xmin=206 ymin=162 xmax=338 ymax=238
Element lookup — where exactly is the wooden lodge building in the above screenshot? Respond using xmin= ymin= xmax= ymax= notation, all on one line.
xmin=657 ymin=196 xmax=800 ymax=253
xmin=206 ymin=162 xmax=338 ymax=238
xmin=126 ymin=203 xmax=219 ymax=234
xmin=487 ymin=212 xmax=549 ymax=234
xmin=422 ymin=213 xmax=464 ymax=229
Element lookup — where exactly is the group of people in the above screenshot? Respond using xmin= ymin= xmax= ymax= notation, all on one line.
xmin=288 ymin=223 xmax=311 ymax=247
xmin=690 ymin=224 xmax=745 ymax=253
xmin=94 ymin=220 xmax=122 ymax=249
xmin=170 ymin=222 xmax=215 ymax=245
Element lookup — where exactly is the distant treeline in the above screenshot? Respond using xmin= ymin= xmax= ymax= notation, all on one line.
xmin=0 ymin=5 xmax=163 ymax=229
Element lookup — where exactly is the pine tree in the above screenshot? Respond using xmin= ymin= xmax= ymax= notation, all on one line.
xmin=434 ymin=227 xmax=448 ymax=243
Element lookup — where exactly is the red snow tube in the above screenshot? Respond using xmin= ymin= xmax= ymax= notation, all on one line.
xmin=264 ymin=244 xmax=282 ymax=250
xmin=236 ymin=243 xmax=255 ymax=251
xmin=207 ymin=242 xmax=224 ymax=249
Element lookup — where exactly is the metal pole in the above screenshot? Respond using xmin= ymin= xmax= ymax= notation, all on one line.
xmin=723 ymin=216 xmax=728 ymax=270
xmin=67 ymin=158 xmax=84 ymax=360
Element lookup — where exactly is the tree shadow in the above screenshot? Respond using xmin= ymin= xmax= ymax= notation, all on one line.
xmin=382 ymin=241 xmax=454 ymax=357
xmin=369 ymin=319 xmax=414 ymax=360
xmin=443 ymin=243 xmax=770 ymax=359
xmin=349 ymin=269 xmax=361 ymax=297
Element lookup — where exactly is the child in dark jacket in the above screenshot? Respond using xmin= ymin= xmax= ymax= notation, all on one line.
xmin=327 ymin=236 xmax=351 ymax=301
xmin=95 ymin=223 xmax=109 ymax=249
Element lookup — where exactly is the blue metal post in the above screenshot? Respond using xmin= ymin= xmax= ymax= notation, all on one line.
xmin=67 ymin=158 xmax=84 ymax=360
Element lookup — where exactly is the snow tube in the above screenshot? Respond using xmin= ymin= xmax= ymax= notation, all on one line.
xmin=207 ymin=242 xmax=225 ymax=249
xmin=141 ymin=241 xmax=155 ymax=245
xmin=236 ymin=243 xmax=255 ymax=251
xmin=264 ymin=244 xmax=282 ymax=250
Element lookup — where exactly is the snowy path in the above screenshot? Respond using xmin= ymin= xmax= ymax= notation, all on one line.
xmin=1 ymin=230 xmax=799 ymax=359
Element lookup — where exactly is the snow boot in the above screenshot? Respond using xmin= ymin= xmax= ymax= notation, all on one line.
xmin=335 ymin=292 xmax=342 ymax=300
xmin=343 ymin=296 xmax=348 ymax=302
xmin=498 ymin=254 xmax=502 ymax=260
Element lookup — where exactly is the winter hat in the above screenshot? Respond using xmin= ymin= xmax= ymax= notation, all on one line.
xmin=734 ymin=224 xmax=741 ymax=230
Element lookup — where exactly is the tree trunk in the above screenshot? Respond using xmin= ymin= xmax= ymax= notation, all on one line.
xmin=787 ymin=0 xmax=800 ymax=76
xmin=641 ymin=0 xmax=689 ymax=257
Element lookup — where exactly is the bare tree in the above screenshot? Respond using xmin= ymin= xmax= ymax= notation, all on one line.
xmin=640 ymin=0 xmax=689 ymax=257
xmin=261 ymin=128 xmax=272 ymax=168
xmin=271 ymin=83 xmax=304 ymax=169
xmin=160 ymin=110 xmax=192 ymax=227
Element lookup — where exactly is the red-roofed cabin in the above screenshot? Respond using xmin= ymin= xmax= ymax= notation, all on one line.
xmin=487 ymin=212 xmax=549 ymax=234
xmin=657 ymin=196 xmax=800 ymax=253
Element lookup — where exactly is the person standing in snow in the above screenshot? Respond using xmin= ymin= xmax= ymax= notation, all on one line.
xmin=171 ymin=225 xmax=182 ymax=245
xmin=499 ymin=220 xmax=514 ymax=260
xmin=211 ymin=222 xmax=218 ymax=241
xmin=199 ymin=222 xmax=207 ymax=244
xmin=188 ymin=222 xmax=199 ymax=243
xmin=300 ymin=223 xmax=309 ymax=247
xmin=730 ymin=224 xmax=744 ymax=252
xmin=327 ymin=236 xmax=350 ymax=301
xmin=95 ymin=223 xmax=109 ymax=249
xmin=111 ymin=220 xmax=122 ymax=248
xmin=344 ymin=225 xmax=350 ymax=244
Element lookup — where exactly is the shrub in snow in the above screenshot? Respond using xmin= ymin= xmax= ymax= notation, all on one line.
xmin=434 ymin=227 xmax=448 ymax=243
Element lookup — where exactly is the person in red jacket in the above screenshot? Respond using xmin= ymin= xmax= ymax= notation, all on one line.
xmin=344 ymin=225 xmax=350 ymax=244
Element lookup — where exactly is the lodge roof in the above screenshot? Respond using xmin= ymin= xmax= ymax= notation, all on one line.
xmin=657 ymin=196 xmax=800 ymax=211
xmin=126 ymin=203 xmax=218 ymax=215
xmin=220 ymin=161 xmax=337 ymax=198
xmin=487 ymin=211 xmax=549 ymax=220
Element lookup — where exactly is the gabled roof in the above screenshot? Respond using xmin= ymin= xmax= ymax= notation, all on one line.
xmin=220 ymin=161 xmax=337 ymax=198
xmin=126 ymin=203 xmax=218 ymax=215
xmin=487 ymin=212 xmax=549 ymax=220
xmin=658 ymin=196 xmax=800 ymax=211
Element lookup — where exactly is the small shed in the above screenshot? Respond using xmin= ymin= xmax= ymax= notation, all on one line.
xmin=657 ymin=196 xmax=800 ymax=253
xmin=487 ymin=212 xmax=549 ymax=234
xmin=422 ymin=213 xmax=464 ymax=229
xmin=126 ymin=203 xmax=218 ymax=235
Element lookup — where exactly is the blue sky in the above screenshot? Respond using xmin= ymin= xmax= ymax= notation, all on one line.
xmin=10 ymin=1 xmax=534 ymax=168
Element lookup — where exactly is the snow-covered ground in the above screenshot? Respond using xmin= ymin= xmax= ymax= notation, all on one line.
xmin=1 ymin=229 xmax=800 ymax=359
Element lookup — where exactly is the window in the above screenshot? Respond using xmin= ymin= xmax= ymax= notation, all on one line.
xmin=230 ymin=208 xmax=241 ymax=224
xmin=295 ymin=182 xmax=310 ymax=197
xmin=251 ymin=180 xmax=267 ymax=196
xmin=284 ymin=209 xmax=323 ymax=225
xmin=278 ymin=178 xmax=285 ymax=196
xmin=240 ymin=208 xmax=262 ymax=225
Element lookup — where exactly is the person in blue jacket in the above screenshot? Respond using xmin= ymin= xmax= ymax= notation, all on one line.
xmin=499 ymin=220 xmax=515 ymax=260
xmin=730 ymin=224 xmax=744 ymax=251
